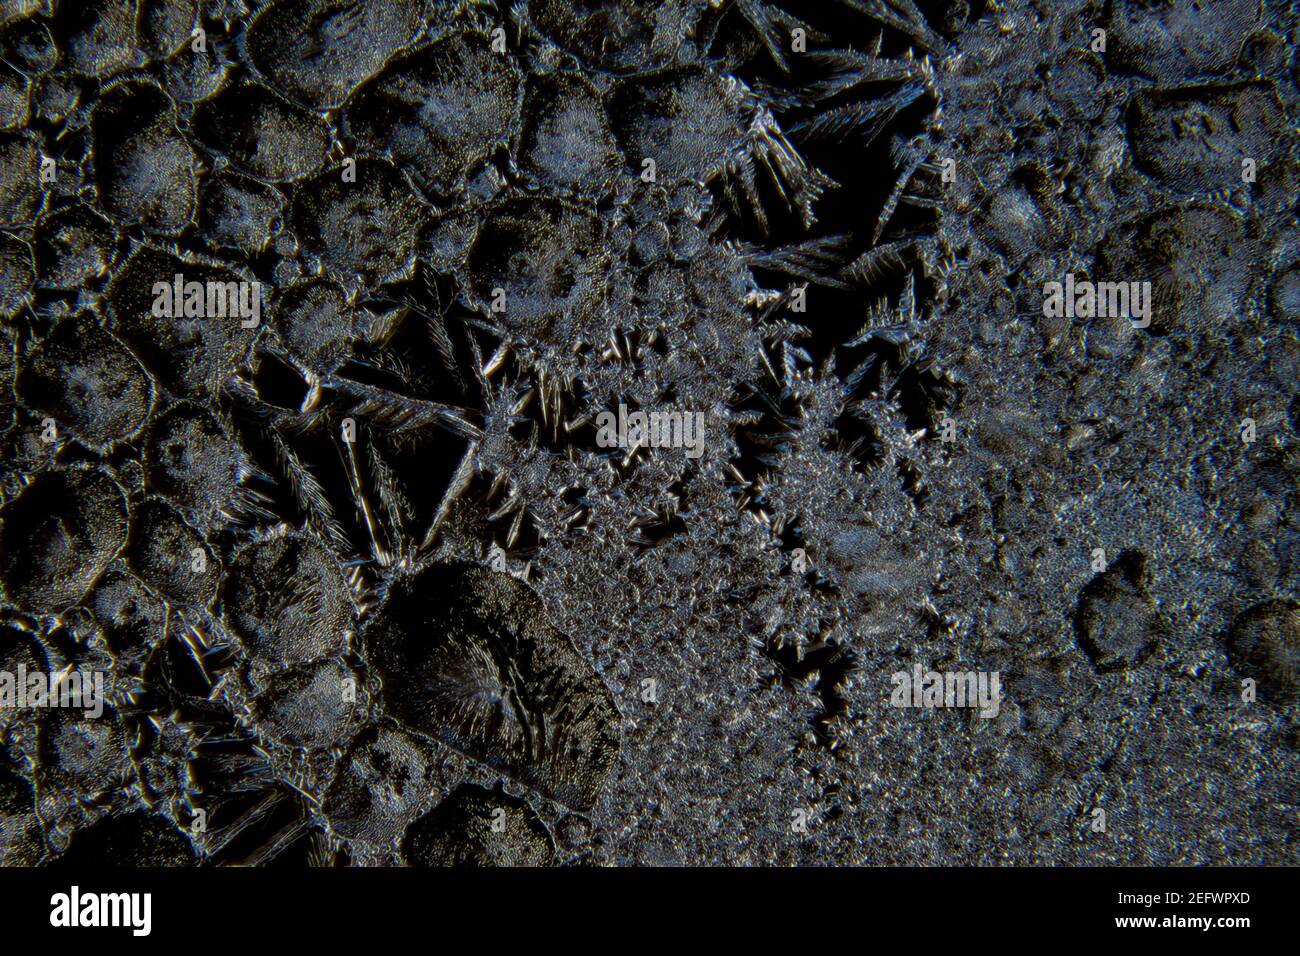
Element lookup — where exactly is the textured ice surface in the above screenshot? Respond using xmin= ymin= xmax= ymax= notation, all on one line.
xmin=0 ymin=0 xmax=1295 ymax=867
